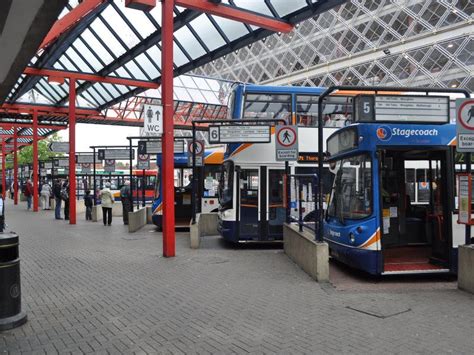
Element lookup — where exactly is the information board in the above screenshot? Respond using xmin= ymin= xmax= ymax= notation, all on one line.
xmin=187 ymin=140 xmax=204 ymax=166
xmin=54 ymin=158 xmax=70 ymax=167
xmin=98 ymin=149 xmax=134 ymax=160
xmin=104 ymin=159 xmax=115 ymax=172
xmin=458 ymin=173 xmax=472 ymax=225
xmin=48 ymin=142 xmax=70 ymax=153
xmin=76 ymin=154 xmax=99 ymax=164
xmin=208 ymin=125 xmax=271 ymax=143
xmin=137 ymin=140 xmax=185 ymax=154
xmin=81 ymin=163 xmax=92 ymax=174
xmin=355 ymin=95 xmax=449 ymax=123
xmin=456 ymin=98 xmax=474 ymax=152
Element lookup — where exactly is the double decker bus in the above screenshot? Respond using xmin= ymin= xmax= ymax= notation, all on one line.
xmin=152 ymin=148 xmax=224 ymax=229
xmin=323 ymin=86 xmax=469 ymax=275
xmin=217 ymin=84 xmax=350 ymax=242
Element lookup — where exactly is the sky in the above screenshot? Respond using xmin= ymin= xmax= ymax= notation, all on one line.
xmin=58 ymin=124 xmax=141 ymax=153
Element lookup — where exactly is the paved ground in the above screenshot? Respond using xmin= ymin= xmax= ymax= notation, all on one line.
xmin=1 ymin=202 xmax=474 ymax=354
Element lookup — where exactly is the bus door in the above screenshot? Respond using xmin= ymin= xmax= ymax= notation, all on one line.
xmin=379 ymin=149 xmax=452 ymax=272
xmin=237 ymin=168 xmax=260 ymax=239
xmin=267 ymin=169 xmax=286 ymax=239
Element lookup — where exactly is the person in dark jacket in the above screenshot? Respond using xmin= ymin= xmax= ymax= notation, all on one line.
xmin=84 ymin=190 xmax=93 ymax=221
xmin=62 ymin=180 xmax=70 ymax=221
xmin=120 ymin=180 xmax=132 ymax=225
xmin=53 ymin=179 xmax=62 ymax=220
xmin=24 ymin=179 xmax=33 ymax=210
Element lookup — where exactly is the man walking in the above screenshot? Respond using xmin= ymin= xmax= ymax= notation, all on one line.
xmin=120 ymin=180 xmax=132 ymax=225
xmin=24 ymin=179 xmax=33 ymax=210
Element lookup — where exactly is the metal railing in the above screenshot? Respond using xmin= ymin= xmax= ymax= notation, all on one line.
xmin=287 ymin=174 xmax=319 ymax=240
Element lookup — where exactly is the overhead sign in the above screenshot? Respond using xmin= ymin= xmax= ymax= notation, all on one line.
xmin=458 ymin=173 xmax=472 ymax=225
xmin=137 ymin=140 xmax=185 ymax=155
xmin=187 ymin=140 xmax=204 ymax=166
xmin=48 ymin=141 xmax=69 ymax=153
xmin=355 ymin=95 xmax=449 ymax=123
xmin=142 ymin=104 xmax=163 ymax=136
xmin=275 ymin=125 xmax=298 ymax=161
xmin=39 ymin=161 xmax=53 ymax=169
xmin=456 ymin=98 xmax=474 ymax=152
xmin=98 ymin=149 xmax=134 ymax=160
xmin=76 ymin=154 xmax=99 ymax=164
xmin=40 ymin=168 xmax=47 ymax=176
xmin=81 ymin=163 xmax=92 ymax=174
xmin=104 ymin=159 xmax=115 ymax=173
xmin=208 ymin=125 xmax=271 ymax=143
xmin=137 ymin=154 xmax=150 ymax=169
xmin=54 ymin=158 xmax=70 ymax=167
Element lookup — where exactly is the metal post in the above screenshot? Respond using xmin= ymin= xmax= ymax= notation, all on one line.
xmin=32 ymin=109 xmax=39 ymax=212
xmin=298 ymin=179 xmax=303 ymax=232
xmin=191 ymin=123 xmax=197 ymax=224
xmin=129 ymin=138 xmax=134 ymax=212
xmin=13 ymin=127 xmax=18 ymax=205
xmin=466 ymin=153 xmax=472 ymax=245
xmin=285 ymin=161 xmax=290 ymax=223
xmin=162 ymin=0 xmax=176 ymax=257
xmin=1 ymin=138 xmax=5 ymax=199
xmin=92 ymin=147 xmax=97 ymax=205
xmin=313 ymin=174 xmax=319 ymax=241
xmin=317 ymin=96 xmax=325 ymax=243
xmin=142 ymin=169 xmax=146 ymax=207
xmin=69 ymin=78 xmax=77 ymax=224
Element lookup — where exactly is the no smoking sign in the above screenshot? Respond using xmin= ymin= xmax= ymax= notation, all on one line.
xmin=275 ymin=125 xmax=298 ymax=161
xmin=456 ymin=98 xmax=474 ymax=152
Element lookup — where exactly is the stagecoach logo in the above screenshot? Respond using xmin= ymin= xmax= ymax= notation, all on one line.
xmin=329 ymin=229 xmax=341 ymax=237
xmin=376 ymin=126 xmax=392 ymax=141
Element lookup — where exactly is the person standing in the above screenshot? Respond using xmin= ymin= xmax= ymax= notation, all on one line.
xmin=0 ymin=185 xmax=5 ymax=232
xmin=53 ymin=179 xmax=62 ymax=219
xmin=99 ymin=182 xmax=114 ymax=226
xmin=24 ymin=179 xmax=33 ymax=210
xmin=62 ymin=179 xmax=70 ymax=221
xmin=84 ymin=190 xmax=93 ymax=221
xmin=40 ymin=180 xmax=52 ymax=210
xmin=120 ymin=180 xmax=132 ymax=225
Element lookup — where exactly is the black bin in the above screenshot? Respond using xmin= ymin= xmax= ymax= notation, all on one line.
xmin=0 ymin=232 xmax=27 ymax=331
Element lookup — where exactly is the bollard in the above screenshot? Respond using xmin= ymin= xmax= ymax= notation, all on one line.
xmin=0 ymin=231 xmax=27 ymax=331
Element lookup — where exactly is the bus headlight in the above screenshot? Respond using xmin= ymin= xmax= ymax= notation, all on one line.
xmin=349 ymin=232 xmax=356 ymax=244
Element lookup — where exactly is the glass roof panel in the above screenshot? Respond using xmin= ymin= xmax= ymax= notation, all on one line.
xmin=174 ymin=87 xmax=192 ymax=101
xmin=90 ymin=18 xmax=126 ymax=58
xmin=64 ymin=47 xmax=94 ymax=73
xmin=124 ymin=60 xmax=148 ymax=81
xmin=101 ymin=6 xmax=140 ymax=49
xmin=80 ymin=29 xmax=114 ymax=66
xmin=233 ymin=0 xmax=274 ymax=17
xmin=116 ymin=3 xmax=157 ymax=39
xmin=173 ymin=42 xmax=189 ymax=67
xmin=146 ymin=46 xmax=162 ymax=70
xmin=211 ymin=16 xmax=250 ymax=42
xmin=178 ymin=75 xmax=197 ymax=89
xmin=135 ymin=53 xmax=160 ymax=79
xmin=174 ymin=26 xmax=207 ymax=59
xmin=186 ymin=88 xmax=206 ymax=103
xmin=72 ymin=39 xmax=103 ymax=72
xmin=188 ymin=15 xmax=226 ymax=51
xmin=271 ymin=0 xmax=309 ymax=17
xmin=148 ymin=5 xmax=162 ymax=27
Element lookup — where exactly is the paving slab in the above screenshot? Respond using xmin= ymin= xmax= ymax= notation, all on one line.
xmin=1 ymin=203 xmax=474 ymax=354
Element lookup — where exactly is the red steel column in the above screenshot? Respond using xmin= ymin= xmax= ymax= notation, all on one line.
xmin=33 ymin=109 xmax=39 ymax=212
xmin=1 ymin=138 xmax=5 ymax=199
xmin=69 ymin=78 xmax=76 ymax=224
xmin=161 ymin=0 xmax=175 ymax=257
xmin=13 ymin=127 xmax=18 ymax=205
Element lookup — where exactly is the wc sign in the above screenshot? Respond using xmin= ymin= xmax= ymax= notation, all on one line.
xmin=142 ymin=104 xmax=163 ymax=136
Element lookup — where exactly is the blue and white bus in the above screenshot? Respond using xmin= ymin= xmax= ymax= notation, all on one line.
xmin=324 ymin=122 xmax=463 ymax=275
xmin=217 ymin=84 xmax=351 ymax=242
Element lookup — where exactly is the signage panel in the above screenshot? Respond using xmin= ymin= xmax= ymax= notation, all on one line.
xmin=48 ymin=142 xmax=70 ymax=153
xmin=54 ymin=158 xmax=69 ymax=167
xmin=137 ymin=154 xmax=150 ymax=169
xmin=76 ymin=154 xmax=99 ymax=164
xmin=275 ymin=125 xmax=298 ymax=161
xmin=98 ymin=149 xmax=134 ymax=160
xmin=208 ymin=125 xmax=271 ymax=143
xmin=187 ymin=140 xmax=204 ymax=166
xmin=456 ymin=98 xmax=474 ymax=153
xmin=142 ymin=104 xmax=163 ymax=136
xmin=458 ymin=173 xmax=472 ymax=225
xmin=137 ymin=140 xmax=185 ymax=155
xmin=104 ymin=159 xmax=115 ymax=172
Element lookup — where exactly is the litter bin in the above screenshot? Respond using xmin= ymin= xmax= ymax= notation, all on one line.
xmin=0 ymin=231 xmax=27 ymax=331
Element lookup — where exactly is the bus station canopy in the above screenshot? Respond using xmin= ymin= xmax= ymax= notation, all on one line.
xmin=2 ymin=0 xmax=344 ymax=127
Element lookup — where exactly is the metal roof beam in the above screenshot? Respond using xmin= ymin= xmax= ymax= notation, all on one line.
xmin=175 ymin=0 xmax=293 ymax=33
xmin=39 ymin=0 xmax=109 ymax=51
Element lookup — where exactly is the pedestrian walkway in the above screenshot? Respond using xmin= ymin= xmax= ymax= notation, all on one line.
xmin=2 ymin=203 xmax=474 ymax=354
